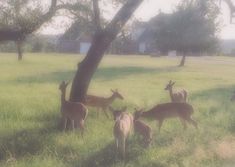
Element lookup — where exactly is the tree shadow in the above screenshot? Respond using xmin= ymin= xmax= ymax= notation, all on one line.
xmin=14 ymin=71 xmax=75 ymax=84
xmin=190 ymin=85 xmax=235 ymax=133
xmin=79 ymin=139 xmax=145 ymax=167
xmin=0 ymin=111 xmax=61 ymax=161
xmin=94 ymin=66 xmax=179 ymax=81
xmin=190 ymin=85 xmax=235 ymax=106
xmin=12 ymin=66 xmax=179 ymax=84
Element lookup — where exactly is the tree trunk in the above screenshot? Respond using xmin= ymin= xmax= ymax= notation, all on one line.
xmin=16 ymin=41 xmax=23 ymax=61
xmin=179 ymin=54 xmax=186 ymax=67
xmin=70 ymin=0 xmax=144 ymax=102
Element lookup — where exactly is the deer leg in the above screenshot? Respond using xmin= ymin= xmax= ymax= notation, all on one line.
xmin=71 ymin=120 xmax=75 ymax=131
xmin=158 ymin=119 xmax=163 ymax=132
xmin=114 ymin=138 xmax=119 ymax=160
xmin=79 ymin=120 xmax=85 ymax=138
xmin=186 ymin=117 xmax=198 ymax=129
xmin=103 ymin=107 xmax=109 ymax=118
xmin=63 ymin=117 xmax=67 ymax=131
xmin=179 ymin=118 xmax=187 ymax=130
xmin=122 ymin=137 xmax=126 ymax=160
xmin=96 ymin=107 xmax=100 ymax=117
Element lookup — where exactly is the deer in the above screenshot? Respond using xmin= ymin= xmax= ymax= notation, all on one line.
xmin=165 ymin=80 xmax=188 ymax=103
xmin=133 ymin=108 xmax=152 ymax=147
xmin=59 ymin=81 xmax=88 ymax=136
xmin=109 ymin=106 xmax=133 ymax=159
xmin=135 ymin=102 xmax=198 ymax=132
xmin=85 ymin=89 xmax=124 ymax=118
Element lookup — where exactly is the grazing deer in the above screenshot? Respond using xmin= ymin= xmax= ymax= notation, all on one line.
xmin=109 ymin=106 xmax=133 ymax=159
xmin=165 ymin=80 xmax=188 ymax=103
xmin=59 ymin=81 xmax=88 ymax=135
xmin=135 ymin=102 xmax=197 ymax=132
xmin=134 ymin=108 xmax=152 ymax=147
xmin=85 ymin=89 xmax=124 ymax=118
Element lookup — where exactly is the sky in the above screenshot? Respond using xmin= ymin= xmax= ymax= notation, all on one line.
xmin=41 ymin=0 xmax=235 ymax=39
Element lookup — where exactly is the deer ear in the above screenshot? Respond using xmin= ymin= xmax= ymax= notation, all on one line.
xmin=169 ymin=80 xmax=172 ymax=84
xmin=111 ymin=89 xmax=114 ymax=93
xmin=172 ymin=82 xmax=175 ymax=85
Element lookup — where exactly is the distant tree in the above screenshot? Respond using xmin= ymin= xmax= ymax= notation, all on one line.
xmin=153 ymin=0 xmax=220 ymax=66
xmin=31 ymin=39 xmax=44 ymax=52
xmin=0 ymin=0 xmax=91 ymax=60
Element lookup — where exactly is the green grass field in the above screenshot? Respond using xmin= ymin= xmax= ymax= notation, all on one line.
xmin=0 ymin=53 xmax=235 ymax=167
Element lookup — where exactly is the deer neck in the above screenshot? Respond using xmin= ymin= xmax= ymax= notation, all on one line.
xmin=142 ymin=110 xmax=152 ymax=118
xmin=61 ymin=89 xmax=66 ymax=105
xmin=169 ymin=88 xmax=174 ymax=101
xmin=108 ymin=94 xmax=116 ymax=103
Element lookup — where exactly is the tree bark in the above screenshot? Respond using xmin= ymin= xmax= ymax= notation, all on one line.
xmin=16 ymin=41 xmax=23 ymax=61
xmin=70 ymin=0 xmax=144 ymax=102
xmin=179 ymin=53 xmax=186 ymax=67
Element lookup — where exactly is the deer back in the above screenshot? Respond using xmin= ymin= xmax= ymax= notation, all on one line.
xmin=85 ymin=95 xmax=111 ymax=107
xmin=134 ymin=120 xmax=151 ymax=137
xmin=142 ymin=102 xmax=193 ymax=120
xmin=114 ymin=112 xmax=133 ymax=138
xmin=62 ymin=101 xmax=88 ymax=120
xmin=172 ymin=89 xmax=187 ymax=102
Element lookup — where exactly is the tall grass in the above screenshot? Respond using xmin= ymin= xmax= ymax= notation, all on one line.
xmin=0 ymin=53 xmax=234 ymax=167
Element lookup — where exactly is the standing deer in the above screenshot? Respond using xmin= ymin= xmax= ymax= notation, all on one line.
xmin=135 ymin=102 xmax=198 ymax=132
xmin=85 ymin=89 xmax=124 ymax=118
xmin=165 ymin=80 xmax=188 ymax=102
xmin=109 ymin=106 xmax=133 ymax=159
xmin=134 ymin=108 xmax=152 ymax=147
xmin=59 ymin=81 xmax=88 ymax=136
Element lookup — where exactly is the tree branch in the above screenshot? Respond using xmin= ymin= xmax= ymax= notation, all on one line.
xmin=23 ymin=0 xmax=58 ymax=33
xmin=93 ymin=0 xmax=101 ymax=31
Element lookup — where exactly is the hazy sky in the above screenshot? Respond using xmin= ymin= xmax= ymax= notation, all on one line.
xmin=41 ymin=0 xmax=235 ymax=39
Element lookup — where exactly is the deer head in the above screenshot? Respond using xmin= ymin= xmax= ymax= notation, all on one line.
xmin=134 ymin=108 xmax=144 ymax=120
xmin=111 ymin=89 xmax=124 ymax=100
xmin=109 ymin=106 xmax=127 ymax=120
xmin=59 ymin=81 xmax=70 ymax=91
xmin=164 ymin=80 xmax=175 ymax=91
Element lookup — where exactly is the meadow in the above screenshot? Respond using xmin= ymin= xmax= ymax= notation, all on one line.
xmin=0 ymin=53 xmax=234 ymax=167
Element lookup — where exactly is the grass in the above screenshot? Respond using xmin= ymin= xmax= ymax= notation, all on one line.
xmin=0 ymin=53 xmax=235 ymax=167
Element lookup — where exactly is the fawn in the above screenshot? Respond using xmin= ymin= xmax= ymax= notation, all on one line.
xmin=135 ymin=102 xmax=198 ymax=132
xmin=85 ymin=89 xmax=124 ymax=118
xmin=109 ymin=106 xmax=133 ymax=159
xmin=165 ymin=80 xmax=187 ymax=102
xmin=59 ymin=81 xmax=88 ymax=135
xmin=134 ymin=108 xmax=152 ymax=147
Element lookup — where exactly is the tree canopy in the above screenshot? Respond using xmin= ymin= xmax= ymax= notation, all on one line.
xmin=153 ymin=0 xmax=220 ymax=55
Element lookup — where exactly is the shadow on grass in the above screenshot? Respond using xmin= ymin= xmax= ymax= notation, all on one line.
xmin=14 ymin=71 xmax=75 ymax=84
xmin=190 ymin=85 xmax=235 ymax=133
xmin=94 ymin=66 xmax=179 ymax=81
xmin=12 ymin=66 xmax=179 ymax=84
xmin=190 ymin=85 xmax=235 ymax=108
xmin=80 ymin=139 xmax=144 ymax=167
xmin=0 ymin=111 xmax=61 ymax=161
